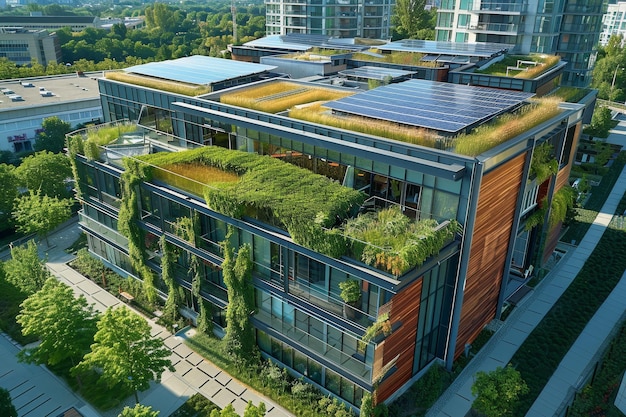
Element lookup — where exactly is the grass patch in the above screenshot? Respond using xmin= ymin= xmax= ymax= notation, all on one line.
xmin=454 ymin=98 xmax=562 ymax=156
xmin=171 ymin=393 xmax=220 ymax=417
xmin=105 ymin=71 xmax=212 ymax=96
xmin=153 ymin=163 xmax=240 ymax=197
xmin=475 ymin=55 xmax=561 ymax=79
xmin=551 ymin=86 xmax=591 ymax=103
xmin=352 ymin=51 xmax=439 ymax=67
xmin=510 ymin=190 xmax=626 ymax=415
xmin=86 ymin=123 xmax=137 ymax=146
xmin=220 ymin=81 xmax=354 ymax=114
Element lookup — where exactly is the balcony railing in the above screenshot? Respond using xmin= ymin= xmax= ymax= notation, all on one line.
xmin=474 ymin=1 xmax=526 ymax=12
xmin=79 ymin=211 xmax=128 ymax=248
xmin=469 ymin=22 xmax=519 ymax=33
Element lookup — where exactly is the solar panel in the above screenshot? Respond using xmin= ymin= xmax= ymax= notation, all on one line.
xmin=124 ymin=56 xmax=277 ymax=86
xmin=339 ymin=66 xmax=415 ymax=81
xmin=325 ymin=79 xmax=534 ymax=134
xmin=378 ymin=40 xmax=514 ymax=58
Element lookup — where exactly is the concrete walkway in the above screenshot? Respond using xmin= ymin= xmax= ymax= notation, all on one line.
xmin=426 ymin=163 xmax=626 ymax=417
xmin=4 ymin=218 xmax=294 ymax=417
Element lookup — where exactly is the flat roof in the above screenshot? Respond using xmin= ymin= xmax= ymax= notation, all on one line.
xmin=339 ymin=66 xmax=416 ymax=81
xmin=123 ymin=56 xmax=277 ymax=86
xmin=378 ymin=40 xmax=513 ymax=58
xmin=242 ymin=34 xmax=374 ymax=52
xmin=325 ymin=79 xmax=534 ymax=134
xmin=0 ymin=73 xmax=100 ymax=111
xmin=0 ymin=16 xmax=96 ymax=24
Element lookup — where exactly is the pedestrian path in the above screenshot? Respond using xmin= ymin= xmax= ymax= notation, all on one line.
xmin=45 ymin=252 xmax=294 ymax=417
xmin=426 ymin=163 xmax=626 ymax=417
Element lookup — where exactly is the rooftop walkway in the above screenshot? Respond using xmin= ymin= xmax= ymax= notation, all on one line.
xmin=3 ymin=218 xmax=294 ymax=417
xmin=427 ymin=161 xmax=626 ymax=416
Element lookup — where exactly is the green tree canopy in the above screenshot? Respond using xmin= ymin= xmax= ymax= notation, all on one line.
xmin=4 ymin=240 xmax=49 ymax=295
xmin=243 ymin=401 xmax=266 ymax=417
xmin=118 ymin=404 xmax=160 ymax=417
xmin=0 ymin=163 xmax=18 ymax=231
xmin=471 ymin=365 xmax=529 ymax=417
xmin=392 ymin=0 xmax=433 ymax=40
xmin=0 ymin=387 xmax=17 ymax=417
xmin=17 ymin=278 xmax=98 ymax=367
xmin=73 ymin=306 xmax=174 ymax=403
xmin=34 ymin=116 xmax=72 ymax=154
xmin=13 ymin=189 xmax=73 ymax=246
xmin=14 ymin=151 xmax=72 ymax=198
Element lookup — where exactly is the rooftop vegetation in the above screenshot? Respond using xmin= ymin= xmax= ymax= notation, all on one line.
xmin=220 ymin=81 xmax=354 ymax=113
xmin=453 ymin=98 xmax=562 ymax=156
xmin=351 ymin=50 xmax=439 ymax=67
xmin=475 ymin=55 xmax=561 ymax=79
xmin=550 ymin=86 xmax=591 ymax=103
xmin=105 ymin=71 xmax=212 ymax=96
xmin=282 ymin=48 xmax=349 ymax=60
xmin=132 ymin=147 xmax=455 ymax=276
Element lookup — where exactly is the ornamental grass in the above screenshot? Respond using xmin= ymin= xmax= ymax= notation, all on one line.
xmin=290 ymin=103 xmax=440 ymax=148
xmin=220 ymin=81 xmax=354 ymax=114
xmin=454 ymin=98 xmax=562 ymax=156
xmin=86 ymin=122 xmax=137 ymax=146
xmin=152 ymin=163 xmax=240 ymax=197
xmin=105 ymin=71 xmax=212 ymax=96
xmin=475 ymin=55 xmax=560 ymax=79
xmin=352 ymin=51 xmax=435 ymax=67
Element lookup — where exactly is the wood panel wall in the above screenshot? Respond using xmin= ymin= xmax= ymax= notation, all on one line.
xmin=454 ymin=153 xmax=527 ymax=359
xmin=375 ymin=278 xmax=423 ymax=403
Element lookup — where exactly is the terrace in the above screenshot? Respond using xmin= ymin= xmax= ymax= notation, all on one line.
xmin=474 ymin=54 xmax=561 ymax=79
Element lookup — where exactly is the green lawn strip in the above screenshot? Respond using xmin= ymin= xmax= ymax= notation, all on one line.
xmin=561 ymin=154 xmax=626 ymax=245
xmin=511 ymin=200 xmax=626 ymax=414
xmin=567 ymin=322 xmax=626 ymax=416
xmin=185 ymin=333 xmax=333 ymax=417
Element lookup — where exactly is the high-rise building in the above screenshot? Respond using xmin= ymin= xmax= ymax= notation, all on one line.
xmin=265 ymin=0 xmax=394 ymax=39
xmin=435 ymin=0 xmax=608 ymax=87
xmin=70 ymin=52 xmax=593 ymax=408
xmin=600 ymin=1 xmax=626 ymax=46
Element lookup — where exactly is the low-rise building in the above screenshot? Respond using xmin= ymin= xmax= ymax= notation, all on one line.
xmin=0 ymin=27 xmax=62 ymax=66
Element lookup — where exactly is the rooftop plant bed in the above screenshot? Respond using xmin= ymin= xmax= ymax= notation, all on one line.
xmin=220 ymin=81 xmax=354 ymax=113
xmin=105 ymin=71 xmax=212 ymax=96
xmin=68 ymin=121 xmax=138 ymax=161
xmin=474 ymin=55 xmax=560 ymax=79
xmin=135 ymin=147 xmax=455 ymax=275
xmin=550 ymin=86 xmax=592 ymax=103
xmin=453 ymin=97 xmax=562 ymax=156
xmin=351 ymin=50 xmax=439 ymax=68
xmin=282 ymin=48 xmax=349 ymax=60
xmin=290 ymin=102 xmax=440 ymax=148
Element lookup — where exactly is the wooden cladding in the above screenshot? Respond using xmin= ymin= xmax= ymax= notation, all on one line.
xmin=375 ymin=278 xmax=422 ymax=403
xmin=455 ymin=153 xmax=526 ymax=359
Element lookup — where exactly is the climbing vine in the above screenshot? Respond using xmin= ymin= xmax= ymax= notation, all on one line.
xmin=160 ymin=235 xmax=180 ymax=323
xmin=222 ymin=229 xmax=256 ymax=361
xmin=66 ymin=135 xmax=85 ymax=201
xmin=530 ymin=142 xmax=559 ymax=184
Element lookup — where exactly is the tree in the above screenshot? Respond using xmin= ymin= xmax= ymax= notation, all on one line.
xmin=0 ymin=163 xmax=18 ymax=231
xmin=73 ymin=306 xmax=174 ymax=404
xmin=118 ymin=404 xmax=159 ymax=417
xmin=4 ymin=240 xmax=49 ymax=295
xmin=243 ymin=401 xmax=266 ymax=417
xmin=14 ymin=151 xmax=72 ymax=198
xmin=360 ymin=392 xmax=374 ymax=417
xmin=210 ymin=404 xmax=239 ymax=417
xmin=16 ymin=278 xmax=98 ymax=367
xmin=0 ymin=387 xmax=17 ymax=417
xmin=13 ymin=189 xmax=73 ymax=247
xmin=393 ymin=0 xmax=428 ymax=39
xmin=34 ymin=116 xmax=72 ymax=153
xmin=471 ymin=365 xmax=529 ymax=417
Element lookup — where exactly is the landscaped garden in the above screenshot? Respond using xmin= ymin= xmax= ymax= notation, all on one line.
xmin=474 ymin=55 xmax=561 ymax=79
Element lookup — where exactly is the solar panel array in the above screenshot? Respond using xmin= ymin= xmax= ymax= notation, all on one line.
xmin=325 ymin=79 xmax=534 ymax=134
xmin=124 ymin=56 xmax=277 ymax=86
xmin=378 ymin=40 xmax=514 ymax=57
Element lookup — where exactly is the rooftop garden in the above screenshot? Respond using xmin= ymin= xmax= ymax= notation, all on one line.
xmin=474 ymin=55 xmax=561 ymax=79
xmin=133 ymin=147 xmax=457 ymax=276
xmin=220 ymin=81 xmax=354 ymax=113
xmin=351 ymin=50 xmax=439 ymax=68
xmin=105 ymin=71 xmax=212 ymax=96
xmin=550 ymin=86 xmax=592 ymax=103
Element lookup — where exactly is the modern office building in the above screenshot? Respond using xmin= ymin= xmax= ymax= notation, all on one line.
xmin=435 ymin=0 xmax=608 ymax=87
xmin=72 ymin=54 xmax=586 ymax=407
xmin=265 ymin=0 xmax=393 ymax=39
xmin=601 ymin=1 xmax=626 ymax=45
xmin=0 ymin=27 xmax=62 ymax=66
xmin=0 ymin=16 xmax=99 ymax=32
xmin=0 ymin=73 xmax=102 ymax=153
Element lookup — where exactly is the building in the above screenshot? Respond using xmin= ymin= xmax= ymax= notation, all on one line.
xmin=601 ymin=1 xmax=626 ymax=45
xmin=0 ymin=16 xmax=99 ymax=32
xmin=435 ymin=0 xmax=608 ymax=87
xmin=72 ymin=54 xmax=587 ymax=408
xmin=0 ymin=27 xmax=62 ymax=66
xmin=265 ymin=0 xmax=393 ymax=39
xmin=0 ymin=73 xmax=102 ymax=153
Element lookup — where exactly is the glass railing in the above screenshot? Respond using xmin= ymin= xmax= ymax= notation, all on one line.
xmin=470 ymin=22 xmax=518 ymax=32
xmin=79 ymin=211 xmax=128 ymax=248
xmin=476 ymin=2 xmax=525 ymax=12
xmin=254 ymin=309 xmax=373 ymax=381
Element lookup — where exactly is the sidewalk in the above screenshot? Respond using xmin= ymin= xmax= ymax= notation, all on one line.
xmin=426 ymin=163 xmax=626 ymax=417
xmin=10 ymin=217 xmax=294 ymax=417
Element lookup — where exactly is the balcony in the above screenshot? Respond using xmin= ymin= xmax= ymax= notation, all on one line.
xmin=468 ymin=22 xmax=519 ymax=33
xmin=79 ymin=211 xmax=128 ymax=248
xmin=473 ymin=1 xmax=526 ymax=13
